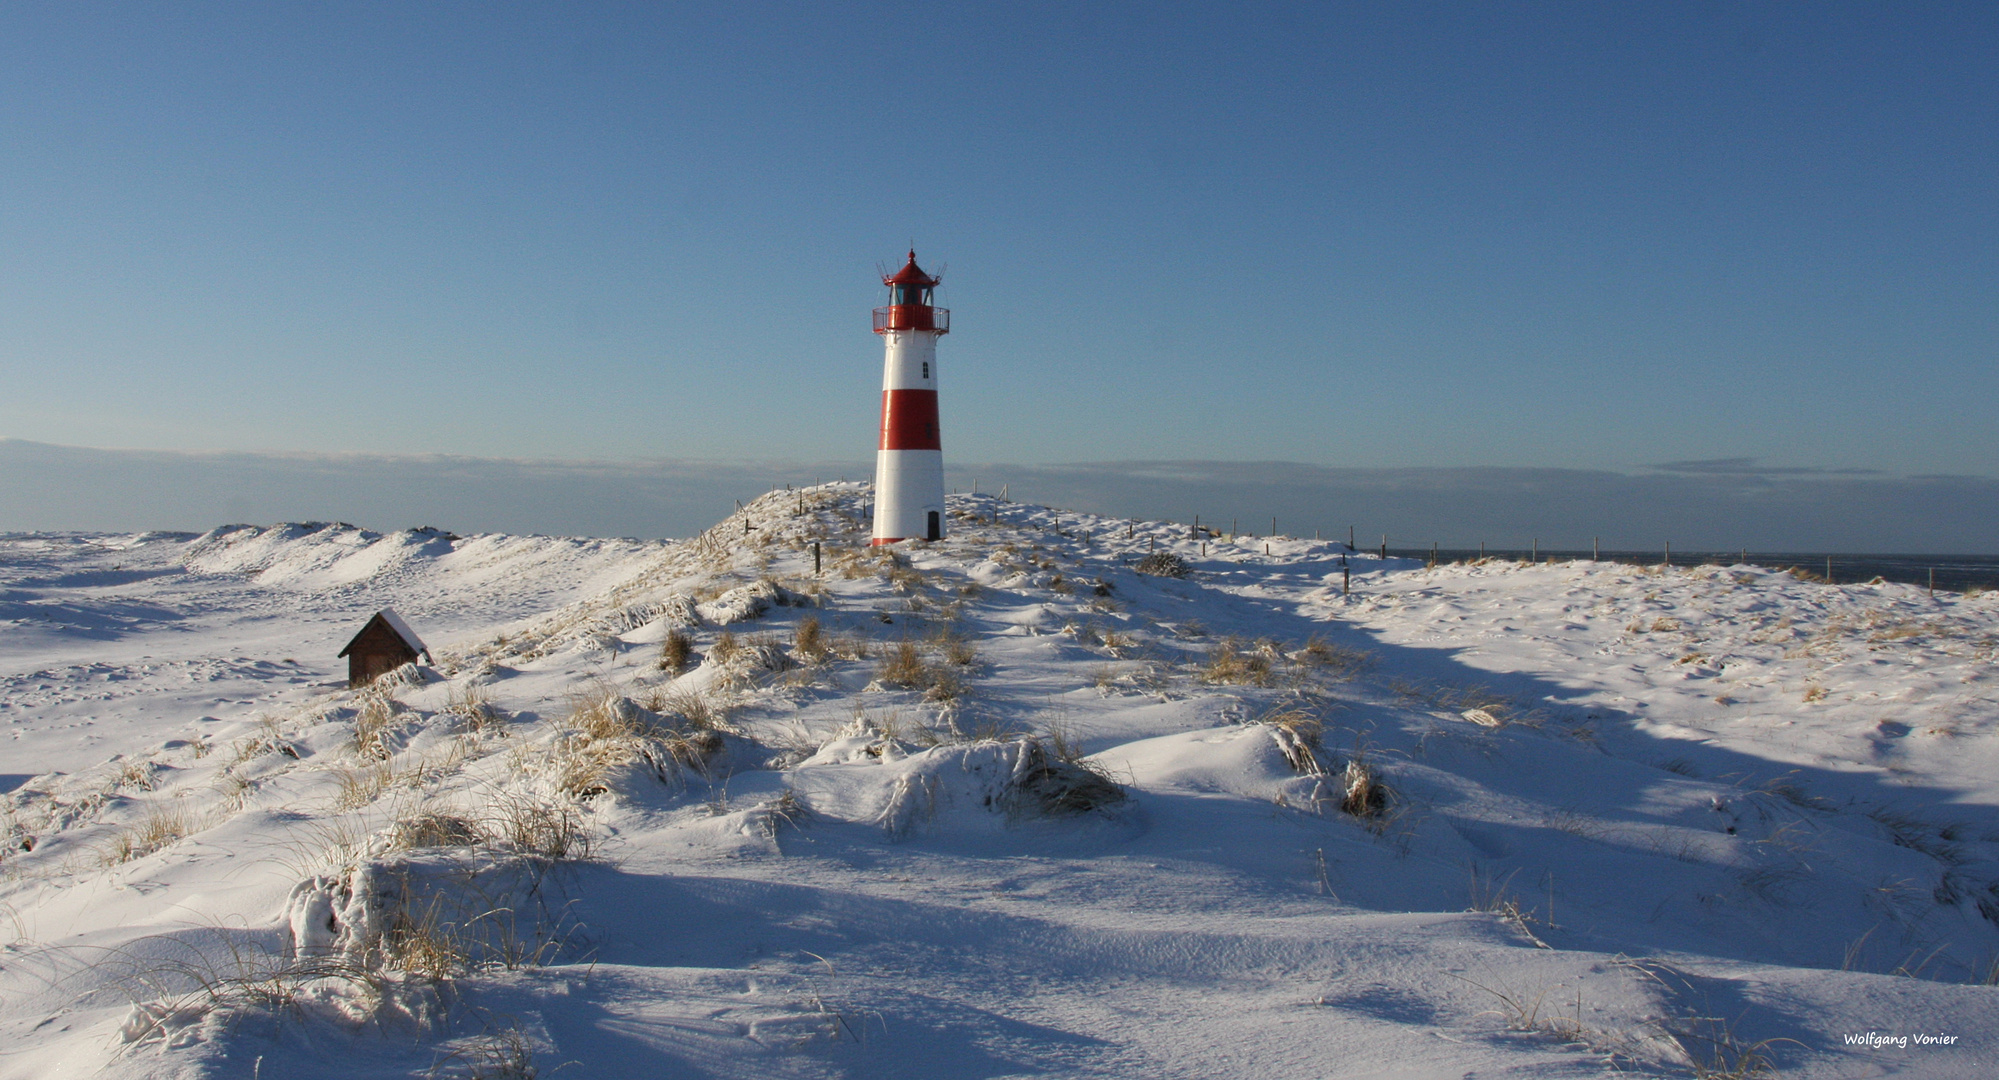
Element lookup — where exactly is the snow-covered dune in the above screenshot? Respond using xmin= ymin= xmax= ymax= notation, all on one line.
xmin=1 ymin=490 xmax=1994 ymax=1078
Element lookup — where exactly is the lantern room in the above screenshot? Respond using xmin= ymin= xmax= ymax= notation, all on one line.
xmin=874 ymin=250 xmax=951 ymax=334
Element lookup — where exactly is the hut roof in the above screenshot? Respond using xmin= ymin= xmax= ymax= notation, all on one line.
xmin=337 ymin=607 xmax=430 ymax=660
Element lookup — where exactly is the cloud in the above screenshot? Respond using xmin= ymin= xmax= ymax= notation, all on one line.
xmin=0 ymin=440 xmax=869 ymax=539
xmin=1649 ymin=457 xmax=1881 ymax=477
xmin=952 ymin=460 xmax=1999 ymax=554
xmin=3 ymin=441 xmax=1993 ymax=553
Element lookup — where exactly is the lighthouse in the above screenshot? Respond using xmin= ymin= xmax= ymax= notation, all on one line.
xmin=871 ymin=250 xmax=951 ymax=545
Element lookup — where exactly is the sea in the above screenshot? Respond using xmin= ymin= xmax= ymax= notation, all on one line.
xmin=1372 ymin=548 xmax=1999 ymax=594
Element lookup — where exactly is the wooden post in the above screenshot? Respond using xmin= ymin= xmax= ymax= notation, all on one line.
xmin=1929 ymin=567 xmax=1935 ymax=596
xmin=1479 ymin=541 xmax=1485 ymax=560
xmin=1202 ymin=541 xmax=1207 ymax=556
xmin=1664 ymin=541 xmax=1670 ymax=567
xmin=1271 ymin=516 xmax=1277 ymax=537
xmin=1265 ymin=542 xmax=1271 ymax=556
xmin=1532 ymin=538 xmax=1538 ymax=562
xmin=1193 ymin=514 xmax=1200 ymax=541
xmin=1380 ymin=534 xmax=1387 ymax=560
xmin=1232 ymin=519 xmax=1238 ymax=538
xmin=1349 ymin=525 xmax=1355 ymax=549
xmin=1826 ymin=556 xmax=1833 ymax=585
xmin=1593 ymin=536 xmax=1599 ymax=561
xmin=813 ymin=541 xmax=821 ymax=576
xmin=1129 ymin=522 xmax=1134 ymax=539
xmin=1343 ymin=565 xmax=1350 ymax=596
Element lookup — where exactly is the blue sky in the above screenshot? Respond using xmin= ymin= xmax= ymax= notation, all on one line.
xmin=1 ymin=4 xmax=1994 ymax=535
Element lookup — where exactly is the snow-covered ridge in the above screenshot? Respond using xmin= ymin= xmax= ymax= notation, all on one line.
xmin=1 ymin=490 xmax=1996 ymax=1078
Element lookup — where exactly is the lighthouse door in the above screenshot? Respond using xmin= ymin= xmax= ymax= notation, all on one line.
xmin=927 ymin=511 xmax=941 ymax=540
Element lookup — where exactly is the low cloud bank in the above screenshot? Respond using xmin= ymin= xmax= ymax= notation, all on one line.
xmin=3 ymin=440 xmax=1992 ymax=552
xmin=975 ymin=461 xmax=1998 ymax=554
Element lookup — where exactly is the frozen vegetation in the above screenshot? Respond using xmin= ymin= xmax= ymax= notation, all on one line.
xmin=1 ymin=486 xmax=1996 ymax=1078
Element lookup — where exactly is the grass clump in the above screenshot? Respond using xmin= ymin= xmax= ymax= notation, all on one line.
xmin=1200 ymin=638 xmax=1273 ymax=686
xmin=709 ymin=631 xmax=740 ymax=665
xmin=385 ymin=811 xmax=483 ymax=852
xmin=444 ymin=684 xmax=506 ymax=735
xmin=103 ymin=803 xmax=196 ymax=865
xmin=333 ymin=762 xmax=397 ymax=811
xmin=1011 ymin=739 xmax=1126 ymax=819
xmin=876 ymin=641 xmax=930 ymax=688
xmin=354 ymin=696 xmax=399 ymax=761
xmin=659 ymin=629 xmax=695 ymax=672
xmin=1339 ymin=748 xmax=1390 ymax=823
xmin=793 ymin=616 xmax=828 ymax=662
xmin=490 ymin=794 xmax=592 ymax=861
xmin=1259 ymin=709 xmax=1325 ymax=775
xmin=1295 ymin=636 xmax=1375 ymax=680
xmin=549 ymin=685 xmax=728 ymax=800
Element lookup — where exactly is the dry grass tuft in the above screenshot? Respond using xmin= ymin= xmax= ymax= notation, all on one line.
xmin=1295 ymin=636 xmax=1375 ymax=680
xmin=924 ymin=665 xmax=968 ymax=703
xmin=103 ymin=803 xmax=196 ymax=865
xmin=354 ymin=696 xmax=399 ymax=760
xmin=793 ymin=616 xmax=828 ymax=662
xmin=115 ymin=762 xmax=157 ymax=792
xmin=386 ymin=811 xmax=483 ymax=852
xmin=1012 ymin=739 xmax=1126 ymax=818
xmin=444 ymin=684 xmax=506 ymax=735
xmin=943 ymin=636 xmax=977 ymax=666
xmin=709 ymin=631 xmax=740 ymax=665
xmin=876 ymin=641 xmax=929 ymax=688
xmin=490 ymin=794 xmax=592 ymax=861
xmin=654 ymin=685 xmax=728 ymax=731
xmin=1339 ymin=747 xmax=1390 ymax=823
xmin=333 ymin=762 xmax=397 ymax=811
xmin=659 ymin=629 xmax=694 ymax=672
xmin=1259 ymin=709 xmax=1325 ymax=775
xmin=1200 ymin=638 xmax=1272 ymax=686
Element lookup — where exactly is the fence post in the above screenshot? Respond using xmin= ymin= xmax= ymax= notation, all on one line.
xmin=813 ymin=541 xmax=821 ymax=576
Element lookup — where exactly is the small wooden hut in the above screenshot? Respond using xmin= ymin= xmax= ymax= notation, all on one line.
xmin=338 ymin=608 xmax=430 ymax=688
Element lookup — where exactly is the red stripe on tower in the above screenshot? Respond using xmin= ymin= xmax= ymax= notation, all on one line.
xmin=879 ymin=390 xmax=941 ymax=451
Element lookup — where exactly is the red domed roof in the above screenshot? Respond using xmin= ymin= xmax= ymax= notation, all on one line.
xmin=883 ymin=250 xmax=940 ymax=287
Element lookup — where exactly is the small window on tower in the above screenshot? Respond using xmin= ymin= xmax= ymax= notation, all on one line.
xmin=922 ymin=362 xmax=930 ymax=379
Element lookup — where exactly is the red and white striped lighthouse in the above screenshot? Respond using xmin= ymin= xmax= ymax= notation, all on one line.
xmin=871 ymin=250 xmax=950 ymax=545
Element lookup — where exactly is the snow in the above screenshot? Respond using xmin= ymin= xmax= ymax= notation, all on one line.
xmin=2 ymin=489 xmax=1997 ymax=1078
